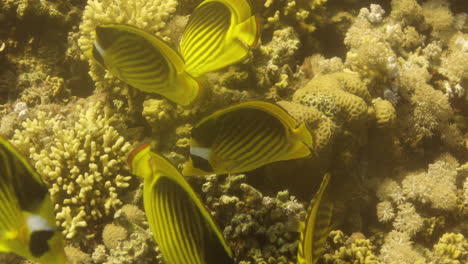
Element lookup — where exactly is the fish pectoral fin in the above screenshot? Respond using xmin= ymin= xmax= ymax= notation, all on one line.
xmin=234 ymin=15 xmax=259 ymax=47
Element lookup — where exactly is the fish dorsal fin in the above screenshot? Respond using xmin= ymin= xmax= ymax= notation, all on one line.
xmin=298 ymin=173 xmax=333 ymax=264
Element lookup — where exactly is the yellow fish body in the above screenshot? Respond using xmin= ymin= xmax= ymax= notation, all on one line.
xmin=127 ymin=144 xmax=234 ymax=264
xmin=297 ymin=173 xmax=333 ymax=264
xmin=180 ymin=0 xmax=260 ymax=77
xmin=0 ymin=137 xmax=68 ymax=264
xmin=183 ymin=101 xmax=313 ymax=176
xmin=90 ymin=24 xmax=201 ymax=106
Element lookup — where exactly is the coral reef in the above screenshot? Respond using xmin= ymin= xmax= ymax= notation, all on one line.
xmin=196 ymin=173 xmax=305 ymax=263
xmin=11 ymin=101 xmax=133 ymax=240
xmin=0 ymin=0 xmax=466 ymax=263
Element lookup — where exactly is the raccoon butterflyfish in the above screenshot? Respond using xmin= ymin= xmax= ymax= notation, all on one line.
xmin=182 ymin=101 xmax=313 ymax=176
xmin=297 ymin=173 xmax=333 ymax=264
xmin=0 ymin=137 xmax=68 ymax=264
xmin=89 ymin=24 xmax=201 ymax=106
xmin=180 ymin=0 xmax=260 ymax=77
xmin=127 ymin=143 xmax=234 ymax=264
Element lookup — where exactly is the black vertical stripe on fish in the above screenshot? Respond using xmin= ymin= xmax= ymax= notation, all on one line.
xmin=29 ymin=230 xmax=54 ymax=257
xmin=191 ymin=118 xmax=220 ymax=147
xmin=92 ymin=45 xmax=105 ymax=67
xmin=190 ymin=155 xmax=214 ymax=173
xmin=95 ymin=26 xmax=120 ymax=49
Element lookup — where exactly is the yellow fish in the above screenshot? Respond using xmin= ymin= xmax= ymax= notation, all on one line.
xmin=89 ymin=24 xmax=201 ymax=106
xmin=183 ymin=101 xmax=313 ymax=176
xmin=127 ymin=143 xmax=234 ymax=264
xmin=0 ymin=137 xmax=68 ymax=264
xmin=180 ymin=0 xmax=260 ymax=77
xmin=297 ymin=173 xmax=333 ymax=264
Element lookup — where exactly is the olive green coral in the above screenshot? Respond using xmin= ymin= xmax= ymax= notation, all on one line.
xmin=431 ymin=233 xmax=467 ymax=264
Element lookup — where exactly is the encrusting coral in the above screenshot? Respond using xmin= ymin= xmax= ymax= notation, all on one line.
xmin=11 ymin=101 xmax=133 ymax=239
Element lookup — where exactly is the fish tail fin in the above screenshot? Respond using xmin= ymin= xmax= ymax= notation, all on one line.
xmin=294 ymin=122 xmax=314 ymax=152
xmin=165 ymin=71 xmax=201 ymax=106
xmin=298 ymin=173 xmax=333 ymax=264
xmin=234 ymin=15 xmax=259 ymax=47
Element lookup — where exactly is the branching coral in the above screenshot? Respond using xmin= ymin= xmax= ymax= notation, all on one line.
xmin=11 ymin=101 xmax=133 ymax=239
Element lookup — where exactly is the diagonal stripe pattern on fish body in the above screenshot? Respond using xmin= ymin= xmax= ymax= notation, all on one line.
xmin=0 ymin=137 xmax=68 ymax=264
xmin=89 ymin=24 xmax=201 ymax=106
xmin=180 ymin=0 xmax=260 ymax=77
xmin=297 ymin=173 xmax=333 ymax=264
xmin=127 ymin=144 xmax=234 ymax=264
xmin=182 ymin=101 xmax=314 ymax=176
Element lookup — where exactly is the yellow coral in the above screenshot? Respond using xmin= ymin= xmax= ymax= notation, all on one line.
xmin=371 ymin=98 xmax=396 ymax=129
xmin=432 ymin=233 xmax=467 ymax=264
xmin=277 ymin=101 xmax=334 ymax=155
xmin=293 ymin=73 xmax=368 ymax=126
xmin=12 ymin=102 xmax=133 ymax=239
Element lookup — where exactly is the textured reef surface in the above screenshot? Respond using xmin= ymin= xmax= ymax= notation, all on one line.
xmin=0 ymin=0 xmax=467 ymax=263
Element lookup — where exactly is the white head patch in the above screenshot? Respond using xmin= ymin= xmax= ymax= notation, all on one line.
xmin=190 ymin=146 xmax=211 ymax=160
xmin=27 ymin=215 xmax=53 ymax=232
xmin=93 ymin=40 xmax=106 ymax=57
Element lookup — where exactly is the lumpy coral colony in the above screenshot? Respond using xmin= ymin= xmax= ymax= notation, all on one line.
xmin=0 ymin=0 xmax=467 ymax=263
